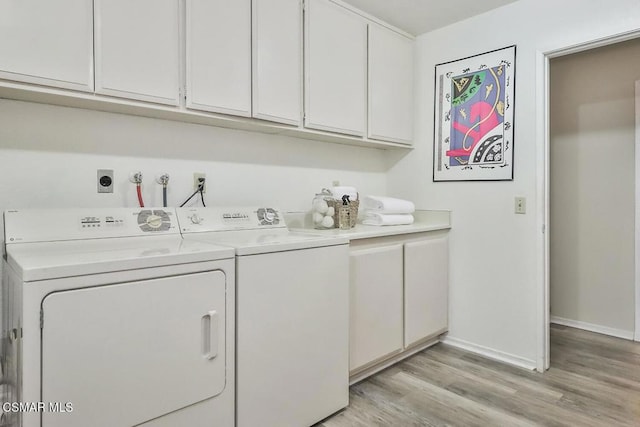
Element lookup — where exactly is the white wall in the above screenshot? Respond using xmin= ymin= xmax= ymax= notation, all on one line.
xmin=0 ymin=98 xmax=388 ymax=225
xmin=388 ymin=0 xmax=640 ymax=367
xmin=550 ymin=40 xmax=639 ymax=335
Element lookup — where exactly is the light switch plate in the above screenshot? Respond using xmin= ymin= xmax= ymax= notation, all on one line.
xmin=515 ymin=197 xmax=526 ymax=214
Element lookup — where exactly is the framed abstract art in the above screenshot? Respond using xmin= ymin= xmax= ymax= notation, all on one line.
xmin=433 ymin=45 xmax=516 ymax=181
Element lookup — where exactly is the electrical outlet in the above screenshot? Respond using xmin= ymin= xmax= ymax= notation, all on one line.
xmin=193 ymin=173 xmax=206 ymax=193
xmin=515 ymin=196 xmax=526 ymax=214
xmin=97 ymin=169 xmax=114 ymax=193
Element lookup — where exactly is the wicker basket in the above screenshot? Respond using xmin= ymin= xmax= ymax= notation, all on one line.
xmin=327 ymin=197 xmax=359 ymax=228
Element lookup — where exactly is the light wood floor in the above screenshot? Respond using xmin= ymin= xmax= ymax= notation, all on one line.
xmin=317 ymin=325 xmax=640 ymax=426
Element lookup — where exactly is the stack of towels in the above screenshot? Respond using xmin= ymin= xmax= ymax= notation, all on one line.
xmin=329 ymin=186 xmax=358 ymax=201
xmin=361 ymin=196 xmax=415 ymax=226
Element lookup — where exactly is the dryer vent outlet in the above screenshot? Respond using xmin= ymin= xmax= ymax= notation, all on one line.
xmin=97 ymin=169 xmax=114 ymax=193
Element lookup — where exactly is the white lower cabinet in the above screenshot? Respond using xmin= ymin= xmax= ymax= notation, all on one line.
xmin=404 ymin=235 xmax=449 ymax=348
xmin=349 ymin=244 xmax=404 ymax=371
xmin=349 ymin=232 xmax=449 ymax=376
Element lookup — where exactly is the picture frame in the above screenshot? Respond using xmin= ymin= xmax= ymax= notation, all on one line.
xmin=433 ymin=45 xmax=516 ymax=182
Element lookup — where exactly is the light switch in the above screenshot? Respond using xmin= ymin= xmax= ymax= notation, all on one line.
xmin=515 ymin=197 xmax=526 ymax=214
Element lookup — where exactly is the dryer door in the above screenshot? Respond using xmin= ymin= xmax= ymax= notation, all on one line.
xmin=40 ymin=270 xmax=227 ymax=427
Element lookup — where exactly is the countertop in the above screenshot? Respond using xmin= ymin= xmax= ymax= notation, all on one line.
xmin=285 ymin=210 xmax=451 ymax=240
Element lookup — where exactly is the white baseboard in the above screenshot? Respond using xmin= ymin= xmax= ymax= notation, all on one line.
xmin=349 ymin=337 xmax=440 ymax=386
xmin=440 ymin=336 xmax=537 ymax=371
xmin=550 ymin=316 xmax=634 ymax=340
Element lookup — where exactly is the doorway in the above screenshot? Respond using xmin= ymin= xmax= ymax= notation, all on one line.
xmin=540 ymin=31 xmax=640 ymax=371
xmin=549 ymin=39 xmax=640 ymax=339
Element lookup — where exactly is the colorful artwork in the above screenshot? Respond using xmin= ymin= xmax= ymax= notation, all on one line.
xmin=434 ymin=46 xmax=516 ymax=181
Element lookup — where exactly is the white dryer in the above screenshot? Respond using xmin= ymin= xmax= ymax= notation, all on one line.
xmin=176 ymin=207 xmax=350 ymax=427
xmin=2 ymin=208 xmax=235 ymax=427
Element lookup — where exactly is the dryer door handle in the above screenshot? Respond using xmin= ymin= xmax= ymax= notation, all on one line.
xmin=201 ymin=310 xmax=219 ymax=360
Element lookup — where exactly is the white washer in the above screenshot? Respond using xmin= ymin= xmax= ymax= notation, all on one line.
xmin=176 ymin=207 xmax=349 ymax=427
xmin=2 ymin=208 xmax=235 ymax=427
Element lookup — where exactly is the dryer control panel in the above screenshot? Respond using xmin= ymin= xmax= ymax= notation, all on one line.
xmin=177 ymin=207 xmax=286 ymax=233
xmin=4 ymin=208 xmax=178 ymax=244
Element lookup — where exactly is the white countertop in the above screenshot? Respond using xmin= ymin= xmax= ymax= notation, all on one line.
xmin=285 ymin=210 xmax=451 ymax=240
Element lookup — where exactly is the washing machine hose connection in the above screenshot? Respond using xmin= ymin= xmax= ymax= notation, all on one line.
xmin=136 ymin=183 xmax=145 ymax=208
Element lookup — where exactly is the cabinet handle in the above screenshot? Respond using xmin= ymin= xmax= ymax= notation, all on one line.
xmin=201 ymin=310 xmax=219 ymax=360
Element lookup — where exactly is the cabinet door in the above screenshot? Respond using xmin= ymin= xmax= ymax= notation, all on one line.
xmin=349 ymin=244 xmax=403 ymax=372
xmin=0 ymin=0 xmax=93 ymax=91
xmin=252 ymin=0 xmax=302 ymax=125
xmin=95 ymin=0 xmax=180 ymax=105
xmin=186 ymin=0 xmax=251 ymax=116
xmin=305 ymin=0 xmax=367 ymax=136
xmin=404 ymin=235 xmax=449 ymax=348
xmin=368 ymin=24 xmax=414 ymax=144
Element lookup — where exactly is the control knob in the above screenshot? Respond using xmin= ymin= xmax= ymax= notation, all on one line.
xmin=146 ymin=214 xmax=163 ymax=229
xmin=190 ymin=214 xmax=203 ymax=225
xmin=263 ymin=211 xmax=276 ymax=223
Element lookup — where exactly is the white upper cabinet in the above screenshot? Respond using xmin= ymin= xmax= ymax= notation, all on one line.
xmin=368 ymin=24 xmax=414 ymax=144
xmin=186 ymin=0 xmax=252 ymax=116
xmin=0 ymin=0 xmax=93 ymax=91
xmin=305 ymin=0 xmax=367 ymax=136
xmin=0 ymin=0 xmax=415 ymax=148
xmin=252 ymin=0 xmax=302 ymax=125
xmin=94 ymin=0 xmax=181 ymax=105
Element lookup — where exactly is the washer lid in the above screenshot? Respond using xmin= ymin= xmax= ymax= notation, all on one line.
xmin=182 ymin=229 xmax=348 ymax=256
xmin=6 ymin=236 xmax=234 ymax=282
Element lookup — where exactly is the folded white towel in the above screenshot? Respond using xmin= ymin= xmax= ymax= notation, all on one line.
xmin=361 ymin=196 xmax=415 ymax=214
xmin=362 ymin=213 xmax=414 ymax=226
xmin=330 ymin=186 xmax=358 ymax=201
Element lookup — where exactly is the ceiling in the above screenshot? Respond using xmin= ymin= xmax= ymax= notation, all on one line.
xmin=340 ymin=0 xmax=519 ymax=36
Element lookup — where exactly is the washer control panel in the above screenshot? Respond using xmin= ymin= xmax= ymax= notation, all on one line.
xmin=4 ymin=208 xmax=178 ymax=244
xmin=177 ymin=207 xmax=286 ymax=233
